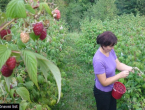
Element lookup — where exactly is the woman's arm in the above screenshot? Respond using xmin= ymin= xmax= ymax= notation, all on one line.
xmin=97 ymin=70 xmax=129 ymax=86
xmin=115 ymin=59 xmax=132 ymax=72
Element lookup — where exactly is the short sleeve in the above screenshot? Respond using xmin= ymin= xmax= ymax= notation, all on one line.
xmin=111 ymin=49 xmax=117 ymax=60
xmin=93 ymin=59 xmax=105 ymax=75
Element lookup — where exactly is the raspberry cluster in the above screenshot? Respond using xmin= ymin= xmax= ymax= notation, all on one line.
xmin=33 ymin=22 xmax=47 ymax=40
xmin=52 ymin=9 xmax=61 ymax=20
xmin=114 ymin=82 xmax=125 ymax=93
xmin=1 ymin=57 xmax=16 ymax=77
xmin=0 ymin=29 xmax=12 ymax=41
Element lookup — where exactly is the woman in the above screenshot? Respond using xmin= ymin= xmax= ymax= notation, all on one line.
xmin=93 ymin=31 xmax=132 ymax=110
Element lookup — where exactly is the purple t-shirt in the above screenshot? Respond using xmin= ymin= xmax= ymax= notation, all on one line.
xmin=93 ymin=48 xmax=117 ymax=92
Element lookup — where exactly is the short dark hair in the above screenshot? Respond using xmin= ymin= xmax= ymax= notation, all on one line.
xmin=96 ymin=31 xmax=117 ymax=47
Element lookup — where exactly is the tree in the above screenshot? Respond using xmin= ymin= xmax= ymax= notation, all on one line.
xmin=137 ymin=0 xmax=145 ymax=15
xmin=115 ymin=0 xmax=138 ymax=15
xmin=83 ymin=0 xmax=118 ymax=21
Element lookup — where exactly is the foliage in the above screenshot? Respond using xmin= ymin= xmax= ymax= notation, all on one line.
xmin=115 ymin=0 xmax=138 ymax=15
xmin=136 ymin=0 xmax=145 ymax=15
xmin=0 ymin=0 xmax=11 ymax=11
xmin=83 ymin=0 xmax=118 ymax=21
xmin=79 ymin=13 xmax=145 ymax=109
xmin=64 ymin=2 xmax=86 ymax=31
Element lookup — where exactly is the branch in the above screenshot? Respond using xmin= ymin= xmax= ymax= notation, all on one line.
xmin=0 ymin=19 xmax=16 ymax=32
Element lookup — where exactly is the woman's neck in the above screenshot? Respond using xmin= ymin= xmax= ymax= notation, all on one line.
xmin=99 ymin=47 xmax=109 ymax=57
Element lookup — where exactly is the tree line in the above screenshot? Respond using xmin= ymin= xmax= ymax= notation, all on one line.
xmin=0 ymin=0 xmax=145 ymax=31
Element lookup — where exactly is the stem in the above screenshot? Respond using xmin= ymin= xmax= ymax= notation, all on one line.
xmin=2 ymin=93 xmax=9 ymax=103
xmin=12 ymin=51 xmax=21 ymax=54
xmin=0 ymin=19 xmax=16 ymax=31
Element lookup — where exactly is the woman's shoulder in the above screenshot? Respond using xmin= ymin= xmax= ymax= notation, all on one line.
xmin=93 ymin=52 xmax=105 ymax=64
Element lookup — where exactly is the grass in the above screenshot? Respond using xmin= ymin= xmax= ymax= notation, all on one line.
xmin=52 ymin=32 xmax=96 ymax=110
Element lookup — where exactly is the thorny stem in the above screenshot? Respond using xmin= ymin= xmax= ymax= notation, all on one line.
xmin=0 ymin=19 xmax=16 ymax=32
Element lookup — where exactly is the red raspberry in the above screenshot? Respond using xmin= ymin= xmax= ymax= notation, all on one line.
xmin=6 ymin=57 xmax=16 ymax=70
xmin=1 ymin=65 xmax=13 ymax=77
xmin=0 ymin=29 xmax=11 ymax=39
xmin=10 ymin=85 xmax=13 ymax=89
xmin=54 ymin=9 xmax=61 ymax=20
xmin=40 ymin=28 xmax=47 ymax=40
xmin=33 ymin=22 xmax=44 ymax=35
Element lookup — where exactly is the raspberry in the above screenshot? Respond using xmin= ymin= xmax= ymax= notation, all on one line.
xmin=10 ymin=85 xmax=13 ymax=89
xmin=0 ymin=29 xmax=11 ymax=39
xmin=1 ymin=65 xmax=13 ymax=77
xmin=33 ymin=22 xmax=44 ymax=35
xmin=6 ymin=57 xmax=16 ymax=70
xmin=20 ymin=32 xmax=30 ymax=43
xmin=40 ymin=28 xmax=47 ymax=40
xmin=54 ymin=9 xmax=61 ymax=20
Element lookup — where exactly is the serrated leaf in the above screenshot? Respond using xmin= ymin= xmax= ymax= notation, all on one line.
xmin=39 ymin=3 xmax=52 ymax=16
xmin=0 ymin=45 xmax=11 ymax=69
xmin=29 ymin=33 xmax=40 ymax=41
xmin=25 ymin=4 xmax=36 ymax=14
xmin=6 ymin=0 xmax=26 ymax=18
xmin=20 ymin=100 xmax=28 ymax=110
xmin=34 ymin=53 xmax=61 ymax=103
xmin=16 ymin=87 xmax=31 ymax=102
xmin=36 ymin=104 xmax=42 ymax=110
xmin=21 ymin=50 xmax=38 ymax=88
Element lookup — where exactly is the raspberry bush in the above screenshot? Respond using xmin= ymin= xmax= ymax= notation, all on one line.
xmin=0 ymin=0 xmax=67 ymax=109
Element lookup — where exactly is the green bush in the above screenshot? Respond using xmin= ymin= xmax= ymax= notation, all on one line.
xmin=79 ymin=13 xmax=145 ymax=109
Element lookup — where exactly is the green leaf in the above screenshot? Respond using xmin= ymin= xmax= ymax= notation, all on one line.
xmin=39 ymin=3 xmax=52 ymax=16
xmin=20 ymin=100 xmax=28 ymax=110
xmin=10 ymin=89 xmax=15 ymax=99
xmin=25 ymin=4 xmax=36 ymax=14
xmin=24 ymin=81 xmax=34 ymax=90
xmin=37 ymin=59 xmax=48 ymax=81
xmin=36 ymin=104 xmax=42 ymax=110
xmin=17 ymin=39 xmax=26 ymax=49
xmin=21 ymin=50 xmax=38 ymax=88
xmin=118 ymin=78 xmax=124 ymax=83
xmin=0 ymin=11 xmax=7 ymax=26
xmin=34 ymin=53 xmax=61 ymax=103
xmin=0 ymin=45 xmax=11 ymax=69
xmin=8 ymin=44 xmax=19 ymax=51
xmin=6 ymin=0 xmax=27 ymax=18
xmin=29 ymin=33 xmax=40 ymax=41
xmin=16 ymin=87 xmax=31 ymax=102
xmin=4 ymin=77 xmax=12 ymax=92
xmin=17 ymin=75 xmax=24 ymax=83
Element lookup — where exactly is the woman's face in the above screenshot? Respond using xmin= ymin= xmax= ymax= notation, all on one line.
xmin=103 ymin=45 xmax=114 ymax=53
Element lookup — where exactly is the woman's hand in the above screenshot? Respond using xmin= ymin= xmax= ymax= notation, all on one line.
xmin=119 ymin=70 xmax=129 ymax=78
